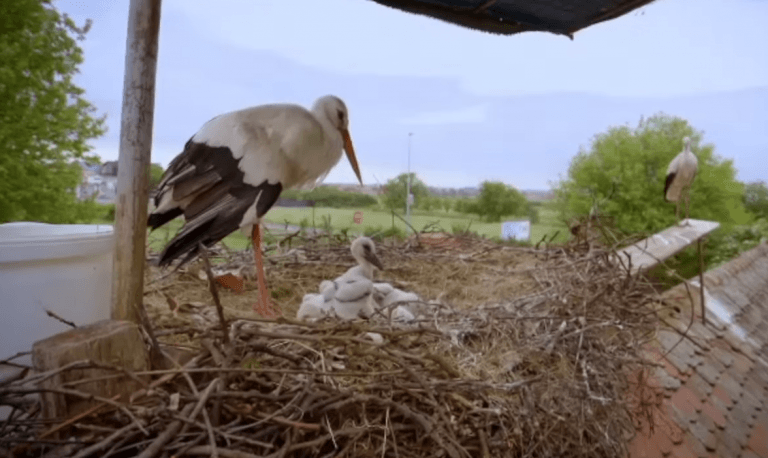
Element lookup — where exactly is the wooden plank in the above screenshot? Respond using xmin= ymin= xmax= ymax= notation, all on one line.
xmin=614 ymin=219 xmax=720 ymax=275
xmin=111 ymin=0 xmax=163 ymax=323
xmin=32 ymin=320 xmax=150 ymax=424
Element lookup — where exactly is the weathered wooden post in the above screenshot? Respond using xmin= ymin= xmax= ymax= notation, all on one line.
xmin=111 ymin=0 xmax=163 ymax=323
xmin=31 ymin=2 xmax=162 ymax=420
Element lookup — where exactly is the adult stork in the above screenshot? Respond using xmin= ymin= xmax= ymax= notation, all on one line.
xmin=148 ymin=95 xmax=362 ymax=318
xmin=664 ymin=136 xmax=698 ymax=226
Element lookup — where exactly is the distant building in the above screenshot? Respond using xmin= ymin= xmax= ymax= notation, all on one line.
xmin=76 ymin=160 xmax=118 ymax=204
xmin=100 ymin=161 xmax=118 ymax=177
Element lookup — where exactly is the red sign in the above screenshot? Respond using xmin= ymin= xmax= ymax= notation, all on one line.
xmin=353 ymin=211 xmax=363 ymax=224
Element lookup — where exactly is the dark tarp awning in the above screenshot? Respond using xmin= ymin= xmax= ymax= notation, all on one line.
xmin=368 ymin=0 xmax=655 ymax=38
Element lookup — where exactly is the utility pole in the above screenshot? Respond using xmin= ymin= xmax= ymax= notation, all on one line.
xmin=406 ymin=132 xmax=413 ymax=232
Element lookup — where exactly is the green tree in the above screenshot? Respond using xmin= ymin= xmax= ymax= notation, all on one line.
xmin=454 ymin=198 xmax=471 ymax=213
xmin=381 ymin=173 xmax=429 ymax=212
xmin=0 ymin=0 xmax=106 ymax=223
xmin=148 ymin=163 xmax=164 ymax=190
xmin=442 ymin=198 xmax=453 ymax=213
xmin=743 ymin=181 xmax=768 ymax=220
xmin=467 ymin=181 xmax=528 ymax=222
xmin=554 ymin=114 xmax=750 ymax=235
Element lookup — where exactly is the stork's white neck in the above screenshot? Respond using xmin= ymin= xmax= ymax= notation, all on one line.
xmin=350 ymin=256 xmax=376 ymax=280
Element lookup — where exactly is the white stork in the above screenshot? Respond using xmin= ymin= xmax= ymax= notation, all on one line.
xmin=664 ymin=136 xmax=698 ymax=226
xmin=148 ymin=95 xmax=362 ymax=318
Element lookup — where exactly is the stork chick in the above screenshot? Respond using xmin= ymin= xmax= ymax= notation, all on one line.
xmin=320 ymin=237 xmax=384 ymax=320
xmin=664 ymin=136 xmax=698 ymax=226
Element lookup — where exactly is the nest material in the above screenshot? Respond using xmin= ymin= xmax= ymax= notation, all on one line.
xmin=1 ymin=233 xmax=660 ymax=458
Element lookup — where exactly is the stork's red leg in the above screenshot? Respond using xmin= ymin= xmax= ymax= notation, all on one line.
xmin=252 ymin=223 xmax=281 ymax=319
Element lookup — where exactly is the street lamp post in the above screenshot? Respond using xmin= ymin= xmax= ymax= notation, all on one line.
xmin=406 ymin=132 xmax=413 ymax=232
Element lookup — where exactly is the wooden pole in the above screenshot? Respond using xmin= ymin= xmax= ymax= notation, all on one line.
xmin=111 ymin=0 xmax=162 ymax=323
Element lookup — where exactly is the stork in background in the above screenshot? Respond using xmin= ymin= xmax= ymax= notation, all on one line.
xmin=148 ymin=95 xmax=362 ymax=318
xmin=664 ymin=136 xmax=698 ymax=226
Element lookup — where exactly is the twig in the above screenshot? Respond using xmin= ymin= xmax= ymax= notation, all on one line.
xmin=135 ymin=403 xmax=194 ymax=458
xmin=697 ymin=237 xmax=706 ymax=326
xmin=182 ymin=446 xmax=264 ymax=458
xmin=71 ymin=423 xmax=138 ymax=458
xmin=44 ymin=309 xmax=77 ymax=328
xmin=199 ymin=242 xmax=230 ymax=344
xmin=39 ymin=394 xmax=121 ymax=439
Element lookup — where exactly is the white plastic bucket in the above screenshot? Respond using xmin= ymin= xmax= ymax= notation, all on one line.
xmin=0 ymin=222 xmax=114 ymax=380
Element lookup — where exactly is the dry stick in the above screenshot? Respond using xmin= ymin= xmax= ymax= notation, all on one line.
xmin=44 ymin=309 xmax=77 ymax=328
xmin=135 ymin=297 xmax=166 ymax=369
xmin=129 ymin=352 xmax=205 ymax=403
xmin=281 ymin=427 xmax=362 ymax=454
xmin=697 ymin=237 xmax=706 ymax=326
xmin=3 ymin=386 xmax=147 ymax=435
xmin=56 ymin=359 xmax=149 ymax=391
xmin=67 ymin=367 xmax=405 ymax=388
xmin=168 ymin=413 xmax=275 ymax=450
xmin=182 ymin=446 xmax=264 ymax=458
xmin=178 ymin=370 xmax=219 ymax=457
xmin=70 ymin=423 xmax=138 ymax=458
xmin=135 ymin=403 xmax=195 ymax=458
xmin=39 ymin=394 xmax=121 ymax=439
xmin=199 ymin=242 xmax=230 ymax=345
xmin=179 ymin=377 xmax=220 ymax=438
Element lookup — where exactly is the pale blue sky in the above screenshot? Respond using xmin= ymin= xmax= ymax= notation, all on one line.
xmin=60 ymin=0 xmax=767 ymax=189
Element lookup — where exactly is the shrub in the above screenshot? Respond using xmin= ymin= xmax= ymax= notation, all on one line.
xmin=281 ymin=187 xmax=377 ymax=208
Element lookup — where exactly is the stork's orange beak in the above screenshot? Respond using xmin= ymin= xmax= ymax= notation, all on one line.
xmin=342 ymin=129 xmax=363 ymax=186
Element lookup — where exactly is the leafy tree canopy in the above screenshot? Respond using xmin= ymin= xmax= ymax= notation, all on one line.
xmin=743 ymin=181 xmax=768 ymax=220
xmin=554 ymin=114 xmax=750 ymax=235
xmin=149 ymin=163 xmax=164 ymax=189
xmin=381 ymin=173 xmax=429 ymax=212
xmin=0 ymin=0 xmax=106 ymax=223
xmin=466 ymin=181 xmax=528 ymax=222
xmin=281 ymin=186 xmax=377 ymax=208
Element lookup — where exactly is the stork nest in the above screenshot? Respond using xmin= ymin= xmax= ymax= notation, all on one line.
xmin=0 ymin=231 xmax=662 ymax=458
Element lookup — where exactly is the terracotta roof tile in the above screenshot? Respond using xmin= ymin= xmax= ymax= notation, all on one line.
xmin=747 ymin=420 xmax=768 ymax=457
xmin=687 ymin=419 xmax=718 ymax=452
xmin=741 ymin=449 xmax=763 ymax=458
xmin=685 ymin=373 xmax=714 ymax=402
xmin=717 ymin=372 xmax=745 ymax=408
xmin=630 ymin=243 xmax=768 ymax=458
xmin=669 ymin=443 xmax=698 ymax=458
xmin=711 ymin=385 xmax=733 ymax=408
xmin=710 ymin=344 xmax=736 ymax=369
xmin=712 ymin=427 xmax=747 ymax=457
xmin=699 ymin=401 xmax=727 ymax=430
xmin=695 ymin=359 xmax=724 ymax=387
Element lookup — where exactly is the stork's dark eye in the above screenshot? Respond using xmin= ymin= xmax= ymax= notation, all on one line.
xmin=337 ymin=110 xmax=344 ymax=122
xmin=363 ymin=244 xmax=371 ymax=252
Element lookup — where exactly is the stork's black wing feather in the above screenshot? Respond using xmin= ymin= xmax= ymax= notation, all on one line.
xmin=152 ymin=139 xmax=283 ymax=267
xmin=663 ymin=172 xmax=676 ymax=202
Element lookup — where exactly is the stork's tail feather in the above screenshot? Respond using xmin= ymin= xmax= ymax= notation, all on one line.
xmin=157 ymin=218 xmax=217 ymax=268
xmin=147 ymin=208 xmax=184 ymax=230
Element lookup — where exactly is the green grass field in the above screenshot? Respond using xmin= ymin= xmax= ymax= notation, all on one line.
xmin=146 ymin=204 xmax=568 ymax=253
xmin=264 ymin=206 xmax=567 ymax=242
